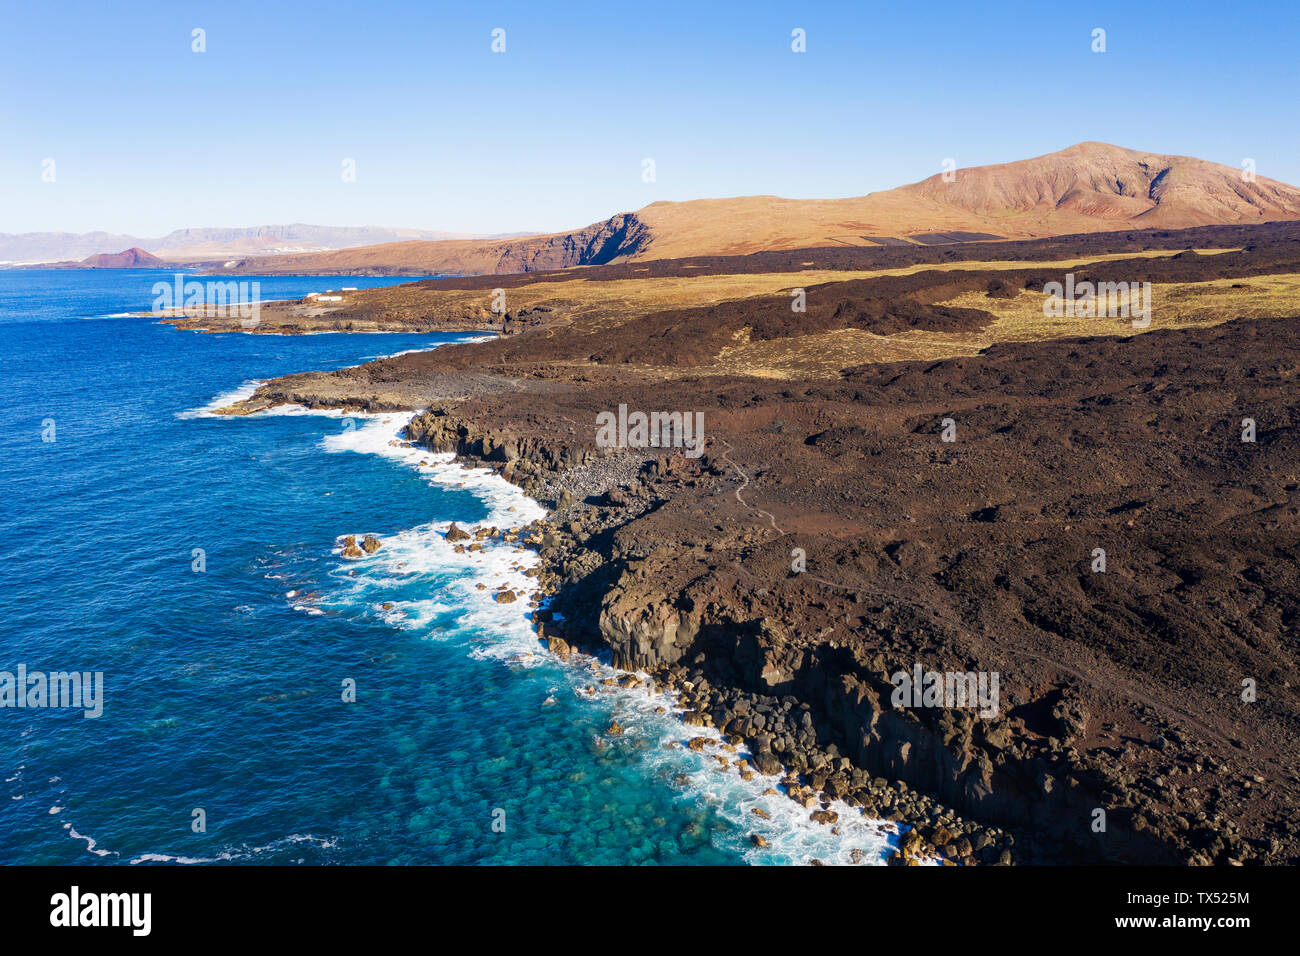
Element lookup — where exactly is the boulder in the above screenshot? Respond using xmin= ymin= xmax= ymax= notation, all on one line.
xmin=445 ymin=522 xmax=471 ymax=542
xmin=340 ymin=535 xmax=364 ymax=559
xmin=361 ymin=534 xmax=382 ymax=554
xmin=752 ymin=751 xmax=783 ymax=775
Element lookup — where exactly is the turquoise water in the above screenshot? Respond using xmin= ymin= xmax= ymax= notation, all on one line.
xmin=0 ymin=270 xmax=896 ymax=865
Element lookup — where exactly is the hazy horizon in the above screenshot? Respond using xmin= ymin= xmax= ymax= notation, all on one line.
xmin=4 ymin=0 xmax=1298 ymax=236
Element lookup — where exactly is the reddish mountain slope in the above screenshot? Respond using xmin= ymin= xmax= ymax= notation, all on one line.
xmin=219 ymin=143 xmax=1300 ymax=275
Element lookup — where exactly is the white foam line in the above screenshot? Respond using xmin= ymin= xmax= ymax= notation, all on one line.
xmin=320 ymin=412 xmax=546 ymax=527
xmin=64 ymin=823 xmax=115 ymax=858
xmin=321 ymin=415 xmax=899 ymax=865
xmin=178 ymin=379 xmax=264 ymax=419
xmin=128 ymin=834 xmax=338 ymax=865
xmin=545 ymin=652 xmax=904 ymax=865
xmin=55 ymin=806 xmax=339 ymax=864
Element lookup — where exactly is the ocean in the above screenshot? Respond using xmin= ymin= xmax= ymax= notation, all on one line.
xmin=0 ymin=269 xmax=898 ymax=865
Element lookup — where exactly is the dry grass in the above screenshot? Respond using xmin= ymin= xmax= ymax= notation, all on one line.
xmin=168 ymin=250 xmax=1286 ymax=383
xmin=659 ymin=265 xmax=1295 ymax=382
xmin=940 ymin=272 xmax=1300 ymax=344
xmin=696 ymin=328 xmax=985 ymax=379
xmin=165 ymin=247 xmax=1242 ymax=335
xmin=245 ymin=247 xmax=1240 ymax=332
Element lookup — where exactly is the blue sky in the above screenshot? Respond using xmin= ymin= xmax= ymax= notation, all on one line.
xmin=2 ymin=0 xmax=1297 ymax=236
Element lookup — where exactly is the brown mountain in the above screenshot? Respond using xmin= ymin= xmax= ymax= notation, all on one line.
xmin=220 ymin=143 xmax=1300 ymax=275
xmin=79 ymin=247 xmax=167 ymax=268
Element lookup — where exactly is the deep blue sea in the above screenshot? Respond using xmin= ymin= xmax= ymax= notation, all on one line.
xmin=0 ymin=269 xmax=896 ymax=865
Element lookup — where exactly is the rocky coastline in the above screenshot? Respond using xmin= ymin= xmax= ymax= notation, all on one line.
xmin=400 ymin=402 xmax=1282 ymax=866
xmin=221 ymin=330 xmax=1298 ymax=865
xmin=400 ymin=413 xmax=1013 ymax=864
xmin=211 ymin=222 xmax=1300 ymax=866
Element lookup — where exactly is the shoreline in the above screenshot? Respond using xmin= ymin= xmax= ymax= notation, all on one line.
xmin=192 ymin=226 xmax=1300 ymax=866
xmin=217 ymin=394 xmax=924 ymax=864
xmin=395 ymin=409 xmax=1013 ymax=865
xmin=362 ymin=413 xmax=937 ymax=865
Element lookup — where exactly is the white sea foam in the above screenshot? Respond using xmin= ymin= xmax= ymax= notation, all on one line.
xmin=127 ymin=833 xmax=340 ymax=865
xmin=124 ymin=834 xmax=340 ymax=865
xmin=55 ymin=807 xmax=340 ymax=864
xmin=178 ymin=379 xmax=264 ymax=419
xmin=317 ymin=412 xmax=898 ymax=865
xmin=367 ymin=346 xmax=438 ymax=360
xmin=320 ymin=412 xmax=546 ymax=527
xmin=64 ymin=823 xmax=114 ymax=858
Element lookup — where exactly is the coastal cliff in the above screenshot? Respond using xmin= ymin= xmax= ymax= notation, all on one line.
xmin=220 ymin=221 xmax=1300 ymax=866
xmin=405 ymin=394 xmax=1279 ymax=866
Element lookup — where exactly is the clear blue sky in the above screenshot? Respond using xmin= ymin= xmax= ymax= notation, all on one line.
xmin=2 ymin=0 xmax=1297 ymax=236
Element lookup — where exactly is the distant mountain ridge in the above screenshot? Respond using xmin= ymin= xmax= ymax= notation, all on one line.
xmin=212 ymin=143 xmax=1300 ymax=276
xmin=0 ymin=224 xmax=535 ymax=265
xmin=11 ymin=144 xmax=1300 ymax=274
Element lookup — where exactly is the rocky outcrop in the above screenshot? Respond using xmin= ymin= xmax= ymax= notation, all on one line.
xmin=598 ymin=587 xmax=702 ymax=670
xmin=488 ymin=213 xmax=651 ymax=273
xmin=406 ymin=409 xmax=596 ymax=497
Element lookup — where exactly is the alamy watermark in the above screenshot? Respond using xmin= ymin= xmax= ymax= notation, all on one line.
xmin=891 ymin=663 xmax=999 ymax=718
xmin=152 ymin=273 xmax=261 ymax=329
xmin=1 ymin=665 xmax=103 ymax=718
xmin=1042 ymin=273 xmax=1151 ymax=328
xmin=50 ymin=886 xmax=150 ymax=936
xmin=596 ymin=404 xmax=704 ymax=458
